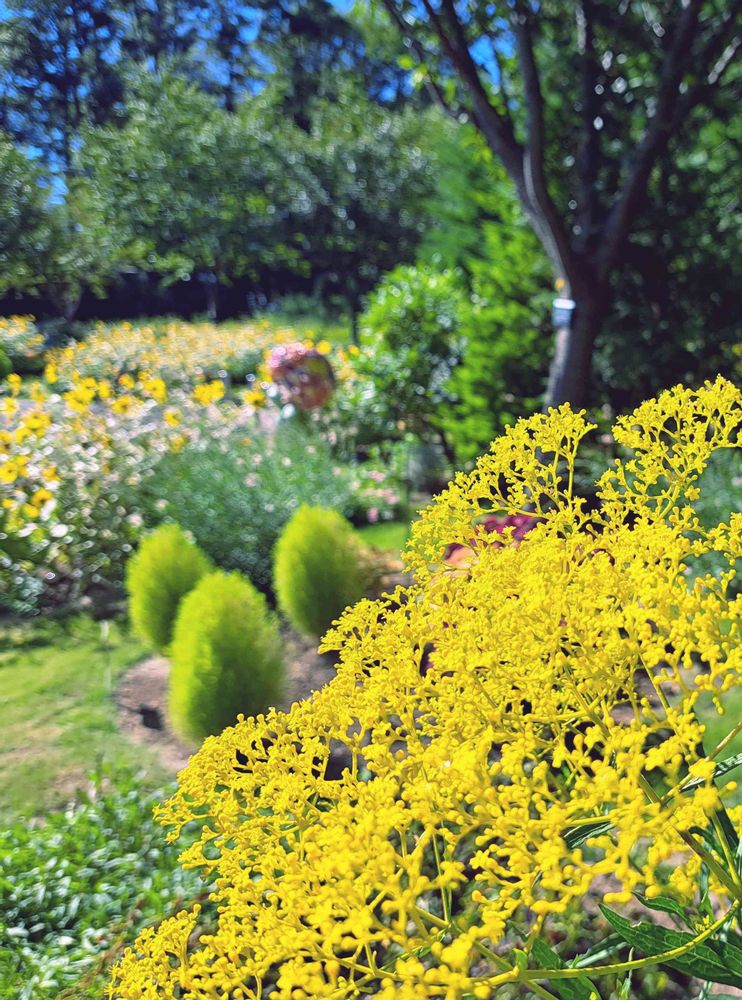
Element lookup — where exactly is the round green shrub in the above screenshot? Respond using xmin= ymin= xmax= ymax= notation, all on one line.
xmin=126 ymin=523 xmax=212 ymax=653
xmin=274 ymin=505 xmax=372 ymax=638
xmin=169 ymin=571 xmax=284 ymax=742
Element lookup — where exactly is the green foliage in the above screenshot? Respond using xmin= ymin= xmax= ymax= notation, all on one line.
xmin=292 ymin=87 xmax=442 ymax=312
xmin=0 ymin=771 xmax=200 ymax=1000
xmin=274 ymin=505 xmax=371 ymax=638
xmin=126 ymin=524 xmax=212 ymax=653
xmin=443 ymin=217 xmax=551 ymax=463
xmin=80 ymin=73 xmax=300 ymax=297
xmin=169 ymin=571 xmax=284 ymax=742
xmin=147 ymin=425 xmax=354 ymax=594
xmin=529 ymin=939 xmax=599 ymax=999
xmin=0 ymin=134 xmax=51 ymax=297
xmin=418 ymin=125 xmax=552 ymax=463
xmin=601 ymin=906 xmax=742 ymax=988
xmin=357 ymin=263 xmax=466 ymax=441
xmin=0 ymin=346 xmax=11 ymax=379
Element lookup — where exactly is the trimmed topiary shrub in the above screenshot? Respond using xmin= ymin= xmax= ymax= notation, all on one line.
xmin=126 ymin=523 xmax=211 ymax=653
xmin=273 ymin=505 xmax=372 ymax=638
xmin=169 ymin=571 xmax=284 ymax=742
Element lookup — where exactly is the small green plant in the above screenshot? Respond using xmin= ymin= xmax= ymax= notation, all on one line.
xmin=273 ymin=505 xmax=372 ymax=638
xmin=169 ymin=571 xmax=284 ymax=742
xmin=147 ymin=424 xmax=354 ymax=594
xmin=0 ymin=770 xmax=200 ymax=1000
xmin=125 ymin=523 xmax=211 ymax=653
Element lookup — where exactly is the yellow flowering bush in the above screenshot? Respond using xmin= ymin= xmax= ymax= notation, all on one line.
xmin=108 ymin=378 xmax=741 ymax=999
xmin=0 ymin=370 xmax=255 ymax=608
xmin=46 ymin=319 xmax=345 ymax=390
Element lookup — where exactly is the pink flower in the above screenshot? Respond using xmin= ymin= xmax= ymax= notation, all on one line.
xmin=367 ymin=507 xmax=379 ymax=523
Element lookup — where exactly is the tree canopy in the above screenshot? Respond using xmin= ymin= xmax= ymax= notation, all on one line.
xmin=378 ymin=0 xmax=742 ymax=404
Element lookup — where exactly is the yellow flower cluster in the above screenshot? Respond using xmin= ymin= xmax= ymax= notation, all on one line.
xmin=0 ymin=369 xmax=236 ymax=565
xmin=107 ymin=377 xmax=736 ymax=998
xmin=46 ymin=320 xmax=320 ymax=389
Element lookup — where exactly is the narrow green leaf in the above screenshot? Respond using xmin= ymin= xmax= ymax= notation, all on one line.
xmin=530 ymin=939 xmax=600 ymax=1000
xmin=600 ymin=906 xmax=742 ymax=987
xmin=571 ymin=934 xmax=624 ymax=967
xmin=563 ymin=820 xmax=614 ymax=850
xmin=633 ymin=892 xmax=689 ymax=926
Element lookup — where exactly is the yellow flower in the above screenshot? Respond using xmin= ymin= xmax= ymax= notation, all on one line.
xmin=192 ymin=380 xmax=225 ymax=405
xmin=111 ymin=394 xmax=136 ymax=415
xmin=31 ymin=487 xmax=53 ymax=506
xmin=243 ymin=388 xmax=266 ymax=409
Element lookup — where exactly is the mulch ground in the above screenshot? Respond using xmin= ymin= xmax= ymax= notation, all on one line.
xmin=115 ymin=559 xmax=411 ymax=773
xmin=115 ymin=626 xmax=338 ymax=773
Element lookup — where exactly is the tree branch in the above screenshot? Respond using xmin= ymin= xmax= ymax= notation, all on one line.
xmin=378 ymin=0 xmax=460 ymax=119
xmin=423 ymin=0 xmax=524 ymax=183
xmin=510 ymin=0 xmax=580 ymax=288
xmin=669 ymin=0 xmax=742 ymax=128
xmin=597 ymin=0 xmax=708 ymax=276
xmin=575 ymin=0 xmax=603 ymax=253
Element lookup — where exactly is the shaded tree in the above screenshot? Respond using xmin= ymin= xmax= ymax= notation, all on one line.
xmin=378 ymin=0 xmax=742 ymax=407
xmin=80 ymin=74 xmax=305 ymax=319
xmin=296 ymin=84 xmax=442 ymax=328
xmin=0 ymin=134 xmax=50 ymax=296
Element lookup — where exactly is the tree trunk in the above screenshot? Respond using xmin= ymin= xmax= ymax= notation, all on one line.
xmin=543 ymin=291 xmax=606 ymax=410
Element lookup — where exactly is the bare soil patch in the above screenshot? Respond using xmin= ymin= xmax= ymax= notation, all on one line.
xmin=115 ymin=628 xmax=338 ymax=774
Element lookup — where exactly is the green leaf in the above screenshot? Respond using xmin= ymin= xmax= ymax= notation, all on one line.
xmin=600 ymin=906 xmax=742 ymax=987
xmin=530 ymin=939 xmax=600 ymax=1000
xmin=681 ymin=751 xmax=742 ymax=793
xmin=563 ymin=820 xmax=614 ymax=850
xmin=633 ymin=892 xmax=689 ymax=926
xmin=571 ymin=934 xmax=624 ymax=967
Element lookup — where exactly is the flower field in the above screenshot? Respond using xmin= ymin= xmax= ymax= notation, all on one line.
xmin=0 ymin=317 xmax=403 ymax=613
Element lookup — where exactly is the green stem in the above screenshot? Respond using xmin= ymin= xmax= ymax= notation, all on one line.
xmin=520 ymin=903 xmax=737 ymax=984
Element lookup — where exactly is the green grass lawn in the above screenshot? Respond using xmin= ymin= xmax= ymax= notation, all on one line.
xmin=358 ymin=518 xmax=411 ymax=555
xmin=0 ymin=615 xmax=166 ymax=822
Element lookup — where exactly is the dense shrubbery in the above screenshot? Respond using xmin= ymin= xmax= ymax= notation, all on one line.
xmin=274 ymin=505 xmax=373 ymax=638
xmin=442 ymin=222 xmax=551 ymax=463
xmin=355 ymin=264 xmax=467 ymax=447
xmin=0 ymin=772 xmax=200 ymax=1000
xmin=169 ymin=571 xmax=284 ymax=742
xmin=111 ymin=380 xmax=742 ymax=1000
xmin=0 ymin=315 xmax=45 ymax=374
xmin=147 ymin=424 xmax=356 ymax=595
xmin=126 ymin=524 xmax=211 ymax=652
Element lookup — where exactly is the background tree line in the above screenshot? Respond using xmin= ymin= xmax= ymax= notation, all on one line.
xmin=0 ymin=0 xmax=740 ymax=429
xmin=0 ymin=0 xmax=441 ymax=322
